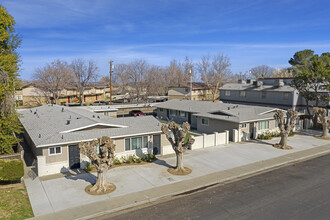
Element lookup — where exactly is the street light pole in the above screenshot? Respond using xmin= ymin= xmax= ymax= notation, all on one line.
xmin=190 ymin=67 xmax=193 ymax=100
xmin=109 ymin=60 xmax=113 ymax=105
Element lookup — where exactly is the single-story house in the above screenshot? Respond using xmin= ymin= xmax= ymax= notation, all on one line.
xmin=155 ymin=100 xmax=300 ymax=142
xmin=19 ymin=105 xmax=171 ymax=176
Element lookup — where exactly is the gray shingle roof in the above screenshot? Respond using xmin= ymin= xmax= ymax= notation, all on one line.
xmin=220 ymin=83 xmax=295 ymax=92
xmin=19 ymin=105 xmax=162 ymax=147
xmin=155 ymin=99 xmax=279 ymax=123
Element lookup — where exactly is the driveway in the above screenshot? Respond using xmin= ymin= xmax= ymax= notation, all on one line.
xmin=24 ymin=131 xmax=330 ymax=217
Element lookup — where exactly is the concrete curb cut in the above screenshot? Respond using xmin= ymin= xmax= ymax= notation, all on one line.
xmin=32 ymin=144 xmax=330 ymax=220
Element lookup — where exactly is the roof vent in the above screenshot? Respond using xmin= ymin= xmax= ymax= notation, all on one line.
xmin=92 ymin=115 xmax=95 ymax=118
xmin=39 ymin=134 xmax=41 ymax=138
xmin=97 ymin=116 xmax=100 ymax=119
xmin=228 ymin=107 xmax=230 ymax=110
xmin=66 ymin=120 xmax=70 ymax=125
xmin=30 ymin=109 xmax=32 ymax=113
xmin=61 ymin=135 xmax=64 ymax=139
xmin=61 ymin=107 xmax=64 ymax=112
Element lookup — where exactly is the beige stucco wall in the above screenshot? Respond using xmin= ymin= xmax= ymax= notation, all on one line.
xmin=114 ymin=138 xmax=125 ymax=153
xmin=42 ymin=145 xmax=68 ymax=164
xmin=197 ymin=117 xmax=239 ymax=134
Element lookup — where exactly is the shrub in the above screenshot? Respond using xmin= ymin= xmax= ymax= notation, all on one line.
xmin=0 ymin=159 xmax=24 ymax=181
xmin=114 ymin=157 xmax=122 ymax=165
xmin=289 ymin=130 xmax=294 ymax=136
xmin=85 ymin=162 xmax=93 ymax=172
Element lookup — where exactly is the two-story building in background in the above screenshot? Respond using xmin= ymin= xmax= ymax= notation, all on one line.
xmin=168 ymin=82 xmax=217 ymax=101
xmin=219 ymin=77 xmax=330 ymax=114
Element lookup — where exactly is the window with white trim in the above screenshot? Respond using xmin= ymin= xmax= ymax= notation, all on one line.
xmin=283 ymin=92 xmax=290 ymax=100
xmin=125 ymin=136 xmax=148 ymax=151
xmin=239 ymin=91 xmax=246 ymax=97
xmin=49 ymin=146 xmax=61 ymax=155
xmin=241 ymin=123 xmax=247 ymax=128
xmin=225 ymin=90 xmax=230 ymax=96
xmin=258 ymin=120 xmax=269 ymax=130
xmin=201 ymin=118 xmax=209 ymax=126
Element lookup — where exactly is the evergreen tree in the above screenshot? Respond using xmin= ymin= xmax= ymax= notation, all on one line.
xmin=0 ymin=5 xmax=22 ymax=154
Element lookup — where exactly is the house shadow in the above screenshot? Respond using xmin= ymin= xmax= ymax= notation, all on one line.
xmin=61 ymin=167 xmax=96 ymax=185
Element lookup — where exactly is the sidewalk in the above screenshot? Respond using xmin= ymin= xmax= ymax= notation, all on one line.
xmin=25 ymin=131 xmax=330 ymax=220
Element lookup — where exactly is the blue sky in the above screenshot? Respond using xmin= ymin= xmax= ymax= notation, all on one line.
xmin=2 ymin=0 xmax=330 ymax=80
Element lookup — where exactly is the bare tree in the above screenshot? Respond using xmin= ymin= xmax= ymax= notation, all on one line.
xmin=250 ymin=65 xmax=274 ymax=79
xmin=272 ymin=67 xmax=293 ymax=77
xmin=161 ymin=122 xmax=195 ymax=175
xmin=313 ymin=107 xmax=329 ymax=138
xmin=33 ymin=60 xmax=73 ymax=105
xmin=166 ymin=59 xmax=184 ymax=85
xmin=183 ymin=56 xmax=194 ymax=82
xmin=198 ymin=53 xmax=231 ymax=102
xmin=145 ymin=66 xmax=167 ymax=96
xmin=273 ymin=109 xmax=298 ymax=149
xmin=114 ymin=60 xmax=149 ymax=102
xmin=71 ymin=59 xmax=98 ymax=104
xmin=79 ymin=136 xmax=116 ymax=194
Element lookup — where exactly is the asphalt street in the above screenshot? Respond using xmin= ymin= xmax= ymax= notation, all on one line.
xmin=97 ymin=153 xmax=330 ymax=220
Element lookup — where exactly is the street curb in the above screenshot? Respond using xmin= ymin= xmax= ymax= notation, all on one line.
xmin=32 ymin=144 xmax=330 ymax=220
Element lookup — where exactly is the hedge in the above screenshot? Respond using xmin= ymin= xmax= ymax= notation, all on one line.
xmin=0 ymin=159 xmax=24 ymax=181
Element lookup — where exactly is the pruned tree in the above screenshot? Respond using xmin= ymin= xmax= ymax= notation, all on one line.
xmin=249 ymin=65 xmax=275 ymax=79
xmin=273 ymin=109 xmax=298 ymax=149
xmin=313 ymin=107 xmax=329 ymax=138
xmin=161 ymin=122 xmax=195 ymax=175
xmin=71 ymin=59 xmax=98 ymax=104
xmin=79 ymin=136 xmax=116 ymax=194
xmin=0 ymin=6 xmax=22 ymax=154
xmin=33 ymin=60 xmax=73 ymax=105
xmin=198 ymin=53 xmax=231 ymax=102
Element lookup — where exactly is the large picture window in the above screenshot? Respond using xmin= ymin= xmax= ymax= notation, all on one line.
xmin=258 ymin=120 xmax=269 ymax=130
xmin=225 ymin=90 xmax=230 ymax=96
xmin=170 ymin=110 xmax=176 ymax=116
xmin=179 ymin=111 xmax=186 ymax=117
xmin=125 ymin=136 xmax=148 ymax=151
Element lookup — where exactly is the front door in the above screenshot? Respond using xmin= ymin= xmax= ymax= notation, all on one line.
xmin=188 ymin=112 xmax=192 ymax=124
xmin=69 ymin=145 xmax=80 ymax=169
xmin=249 ymin=123 xmax=254 ymax=139
xmin=153 ymin=135 xmax=161 ymax=155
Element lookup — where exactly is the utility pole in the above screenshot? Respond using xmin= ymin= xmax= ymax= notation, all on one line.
xmin=109 ymin=60 xmax=113 ymax=105
xmin=190 ymin=67 xmax=193 ymax=100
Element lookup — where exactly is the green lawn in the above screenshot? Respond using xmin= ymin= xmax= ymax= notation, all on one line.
xmin=158 ymin=119 xmax=169 ymax=124
xmin=0 ymin=182 xmax=34 ymax=220
xmin=184 ymin=132 xmax=200 ymax=144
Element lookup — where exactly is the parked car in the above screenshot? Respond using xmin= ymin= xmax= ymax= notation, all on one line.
xmin=129 ymin=110 xmax=146 ymax=117
xmin=90 ymin=101 xmax=109 ymax=106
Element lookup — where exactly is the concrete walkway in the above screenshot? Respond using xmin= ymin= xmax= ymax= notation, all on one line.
xmin=24 ymin=131 xmax=330 ymax=220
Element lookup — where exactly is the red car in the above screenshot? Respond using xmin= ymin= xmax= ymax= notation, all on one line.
xmin=129 ymin=110 xmax=145 ymax=116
